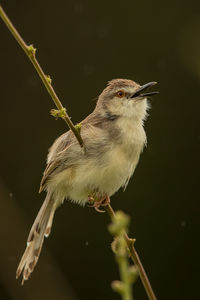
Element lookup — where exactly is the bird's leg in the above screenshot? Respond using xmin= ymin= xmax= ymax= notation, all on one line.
xmin=88 ymin=193 xmax=110 ymax=213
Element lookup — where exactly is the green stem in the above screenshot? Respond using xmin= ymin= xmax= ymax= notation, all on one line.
xmin=0 ymin=5 xmax=84 ymax=148
xmin=118 ymin=248 xmax=133 ymax=300
xmin=105 ymin=204 xmax=157 ymax=300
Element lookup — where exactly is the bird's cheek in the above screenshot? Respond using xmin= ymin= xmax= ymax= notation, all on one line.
xmin=126 ymin=98 xmax=134 ymax=107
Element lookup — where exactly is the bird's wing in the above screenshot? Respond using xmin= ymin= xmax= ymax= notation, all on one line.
xmin=39 ymin=161 xmax=60 ymax=193
xmin=39 ymin=111 xmax=108 ymax=193
xmin=39 ymin=131 xmax=73 ymax=193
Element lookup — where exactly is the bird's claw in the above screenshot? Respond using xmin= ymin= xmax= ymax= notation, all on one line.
xmin=87 ymin=195 xmax=110 ymax=213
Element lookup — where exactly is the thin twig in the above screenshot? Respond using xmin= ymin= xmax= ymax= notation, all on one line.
xmin=105 ymin=204 xmax=157 ymax=300
xmin=0 ymin=5 xmax=84 ymax=148
xmin=0 ymin=5 xmax=156 ymax=300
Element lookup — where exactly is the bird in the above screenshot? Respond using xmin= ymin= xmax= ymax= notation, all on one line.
xmin=16 ymin=78 xmax=158 ymax=284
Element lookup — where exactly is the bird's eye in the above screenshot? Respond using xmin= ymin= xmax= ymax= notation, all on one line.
xmin=116 ymin=90 xmax=125 ymax=98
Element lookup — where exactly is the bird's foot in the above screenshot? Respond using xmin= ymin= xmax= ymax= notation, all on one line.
xmin=88 ymin=194 xmax=110 ymax=213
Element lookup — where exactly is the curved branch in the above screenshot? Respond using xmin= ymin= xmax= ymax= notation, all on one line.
xmin=0 ymin=5 xmax=84 ymax=148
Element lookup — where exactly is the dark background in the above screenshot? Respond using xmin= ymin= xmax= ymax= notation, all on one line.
xmin=0 ymin=1 xmax=199 ymax=299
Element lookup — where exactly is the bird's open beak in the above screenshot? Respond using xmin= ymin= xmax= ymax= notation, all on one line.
xmin=130 ymin=82 xmax=159 ymax=98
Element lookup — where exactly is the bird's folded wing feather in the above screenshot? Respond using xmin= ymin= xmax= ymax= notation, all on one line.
xmin=39 ymin=131 xmax=73 ymax=192
xmin=39 ymin=111 xmax=109 ymax=193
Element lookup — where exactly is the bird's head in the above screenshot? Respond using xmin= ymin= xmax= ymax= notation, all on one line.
xmin=97 ymin=79 xmax=158 ymax=121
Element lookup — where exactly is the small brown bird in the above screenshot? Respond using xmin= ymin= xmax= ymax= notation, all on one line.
xmin=16 ymin=78 xmax=158 ymax=284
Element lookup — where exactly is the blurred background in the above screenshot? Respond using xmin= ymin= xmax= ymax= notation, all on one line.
xmin=0 ymin=0 xmax=199 ymax=299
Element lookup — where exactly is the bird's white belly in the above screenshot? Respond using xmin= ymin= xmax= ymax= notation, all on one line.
xmin=64 ymin=143 xmax=141 ymax=205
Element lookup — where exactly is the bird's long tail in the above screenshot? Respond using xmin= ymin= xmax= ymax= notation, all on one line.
xmin=16 ymin=191 xmax=56 ymax=284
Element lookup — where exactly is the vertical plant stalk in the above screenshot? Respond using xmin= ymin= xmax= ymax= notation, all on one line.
xmin=105 ymin=204 xmax=157 ymax=300
xmin=109 ymin=211 xmax=138 ymax=300
xmin=0 ymin=5 xmax=84 ymax=148
xmin=117 ymin=254 xmax=134 ymax=300
xmin=0 ymin=5 xmax=156 ymax=300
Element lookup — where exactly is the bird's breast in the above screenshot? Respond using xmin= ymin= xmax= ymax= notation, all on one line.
xmin=86 ymin=117 xmax=147 ymax=197
xmin=115 ymin=116 xmax=147 ymax=158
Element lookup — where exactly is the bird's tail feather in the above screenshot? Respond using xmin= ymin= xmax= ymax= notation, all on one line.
xmin=16 ymin=192 xmax=56 ymax=284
